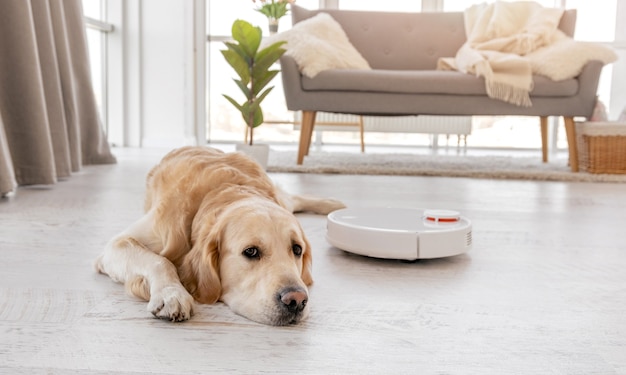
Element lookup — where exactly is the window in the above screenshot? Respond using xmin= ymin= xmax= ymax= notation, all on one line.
xmin=82 ymin=0 xmax=112 ymax=137
xmin=443 ymin=0 xmax=561 ymax=11
xmin=338 ymin=1 xmax=421 ymax=12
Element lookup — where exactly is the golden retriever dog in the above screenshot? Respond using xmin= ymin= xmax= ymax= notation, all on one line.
xmin=95 ymin=146 xmax=344 ymax=325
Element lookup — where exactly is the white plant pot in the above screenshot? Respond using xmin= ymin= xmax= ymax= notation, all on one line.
xmin=235 ymin=143 xmax=270 ymax=170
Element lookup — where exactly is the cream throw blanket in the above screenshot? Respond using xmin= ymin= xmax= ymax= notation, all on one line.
xmin=437 ymin=1 xmax=617 ymax=107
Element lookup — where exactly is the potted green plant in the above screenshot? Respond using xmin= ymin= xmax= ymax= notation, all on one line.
xmin=252 ymin=0 xmax=295 ymax=34
xmin=221 ymin=19 xmax=286 ymax=167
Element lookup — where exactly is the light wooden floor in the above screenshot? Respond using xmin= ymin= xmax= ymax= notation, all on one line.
xmin=1 ymin=146 xmax=625 ymax=374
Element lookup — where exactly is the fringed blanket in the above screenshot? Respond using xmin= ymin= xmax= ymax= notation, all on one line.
xmin=437 ymin=1 xmax=618 ymax=107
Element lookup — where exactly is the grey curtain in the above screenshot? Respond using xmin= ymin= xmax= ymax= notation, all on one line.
xmin=0 ymin=0 xmax=116 ymax=196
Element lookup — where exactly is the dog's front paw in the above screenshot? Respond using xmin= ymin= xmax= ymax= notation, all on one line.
xmin=148 ymin=285 xmax=194 ymax=322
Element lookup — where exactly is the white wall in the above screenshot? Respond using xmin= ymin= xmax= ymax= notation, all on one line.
xmin=106 ymin=0 xmax=205 ymax=148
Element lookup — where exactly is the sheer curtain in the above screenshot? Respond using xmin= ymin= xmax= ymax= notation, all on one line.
xmin=0 ymin=0 xmax=116 ymax=196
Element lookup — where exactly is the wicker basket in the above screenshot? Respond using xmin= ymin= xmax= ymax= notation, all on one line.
xmin=576 ymin=122 xmax=626 ymax=174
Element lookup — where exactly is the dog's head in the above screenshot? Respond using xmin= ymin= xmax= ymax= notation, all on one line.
xmin=180 ymin=197 xmax=312 ymax=326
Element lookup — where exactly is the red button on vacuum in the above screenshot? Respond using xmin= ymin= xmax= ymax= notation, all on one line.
xmin=424 ymin=209 xmax=461 ymax=223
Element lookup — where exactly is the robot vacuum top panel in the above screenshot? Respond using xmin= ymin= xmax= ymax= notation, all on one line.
xmin=326 ymin=207 xmax=472 ymax=260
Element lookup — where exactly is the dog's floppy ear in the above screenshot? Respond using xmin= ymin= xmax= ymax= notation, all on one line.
xmin=179 ymin=228 xmax=222 ymax=304
xmin=301 ymin=236 xmax=314 ymax=286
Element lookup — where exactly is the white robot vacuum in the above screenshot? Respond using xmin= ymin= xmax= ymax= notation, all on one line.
xmin=326 ymin=207 xmax=472 ymax=260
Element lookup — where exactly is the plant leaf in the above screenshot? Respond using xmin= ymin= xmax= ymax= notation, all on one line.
xmin=252 ymin=106 xmax=264 ymax=128
xmin=233 ymin=79 xmax=250 ymax=98
xmin=253 ymin=42 xmax=286 ymax=79
xmin=252 ymin=70 xmax=280 ymax=96
xmin=232 ymin=19 xmax=261 ymax=58
xmin=223 ymin=41 xmax=248 ymax=60
xmin=239 ymin=102 xmax=253 ymax=127
xmin=256 ymin=41 xmax=287 ymax=63
xmin=223 ymin=94 xmax=244 ymax=112
xmin=253 ymin=86 xmax=275 ymax=110
xmin=241 ymin=98 xmax=265 ymax=128
xmin=221 ymin=49 xmax=250 ymax=84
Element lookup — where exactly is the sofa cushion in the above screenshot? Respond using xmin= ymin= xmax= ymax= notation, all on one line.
xmin=301 ymin=69 xmax=579 ymax=97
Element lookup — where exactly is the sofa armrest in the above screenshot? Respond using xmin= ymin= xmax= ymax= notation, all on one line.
xmin=279 ymin=55 xmax=305 ymax=111
xmin=576 ymin=60 xmax=604 ymax=119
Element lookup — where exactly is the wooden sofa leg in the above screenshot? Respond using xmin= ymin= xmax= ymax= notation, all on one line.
xmin=563 ymin=116 xmax=579 ymax=172
xmin=298 ymin=111 xmax=316 ymax=165
xmin=358 ymin=115 xmax=365 ymax=153
xmin=540 ymin=116 xmax=548 ymax=162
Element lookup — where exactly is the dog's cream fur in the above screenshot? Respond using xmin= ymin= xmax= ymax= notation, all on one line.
xmin=95 ymin=146 xmax=344 ymax=325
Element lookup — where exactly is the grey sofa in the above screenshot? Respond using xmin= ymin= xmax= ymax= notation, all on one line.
xmin=280 ymin=6 xmax=605 ymax=170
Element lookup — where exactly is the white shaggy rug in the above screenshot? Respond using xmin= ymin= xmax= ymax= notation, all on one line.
xmin=267 ymin=150 xmax=626 ymax=183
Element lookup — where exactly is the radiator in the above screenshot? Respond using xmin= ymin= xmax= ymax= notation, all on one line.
xmin=293 ymin=112 xmax=472 ymax=135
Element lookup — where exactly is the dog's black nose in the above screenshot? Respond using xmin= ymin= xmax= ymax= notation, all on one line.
xmin=279 ymin=287 xmax=308 ymax=313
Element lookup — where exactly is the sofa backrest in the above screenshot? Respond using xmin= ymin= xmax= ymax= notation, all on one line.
xmin=291 ymin=6 xmax=576 ymax=70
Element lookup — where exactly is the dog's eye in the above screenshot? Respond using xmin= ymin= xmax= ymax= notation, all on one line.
xmin=292 ymin=244 xmax=303 ymax=256
xmin=242 ymin=247 xmax=260 ymax=259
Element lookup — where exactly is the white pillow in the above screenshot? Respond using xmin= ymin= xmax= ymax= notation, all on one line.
xmin=265 ymin=13 xmax=371 ymax=78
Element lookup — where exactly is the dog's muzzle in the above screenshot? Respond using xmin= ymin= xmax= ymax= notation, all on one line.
xmin=273 ymin=286 xmax=308 ymax=325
